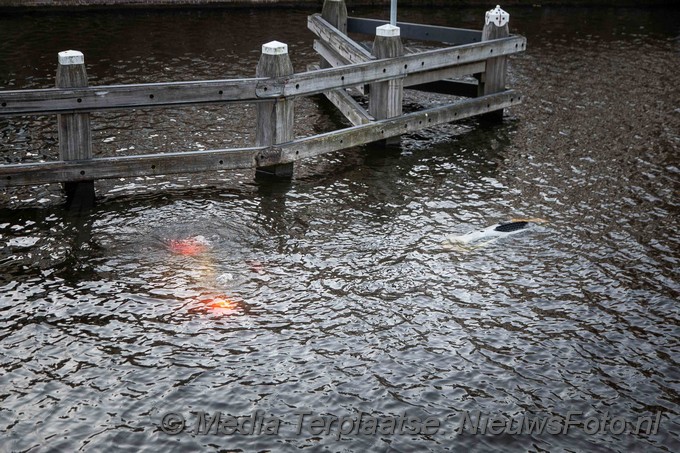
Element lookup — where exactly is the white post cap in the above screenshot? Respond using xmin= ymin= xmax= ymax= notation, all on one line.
xmin=485 ymin=5 xmax=510 ymax=27
xmin=262 ymin=41 xmax=288 ymax=55
xmin=376 ymin=24 xmax=400 ymax=37
xmin=58 ymin=50 xmax=84 ymax=65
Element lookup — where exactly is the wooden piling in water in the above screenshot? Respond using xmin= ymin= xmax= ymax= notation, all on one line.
xmin=255 ymin=41 xmax=295 ymax=178
xmin=369 ymin=24 xmax=404 ymax=146
xmin=321 ymin=0 xmax=347 ymax=34
xmin=56 ymin=50 xmax=95 ymax=208
xmin=320 ymin=0 xmax=348 ymax=69
xmin=477 ymin=5 xmax=510 ymax=122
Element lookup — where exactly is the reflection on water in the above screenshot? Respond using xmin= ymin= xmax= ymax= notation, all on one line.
xmin=1 ymin=5 xmax=679 ymax=453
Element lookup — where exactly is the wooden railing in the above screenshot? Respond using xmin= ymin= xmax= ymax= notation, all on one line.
xmin=0 ymin=1 xmax=525 ymax=207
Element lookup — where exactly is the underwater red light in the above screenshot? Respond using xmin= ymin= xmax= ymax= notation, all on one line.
xmin=199 ymin=294 xmax=239 ymax=314
xmin=167 ymin=238 xmax=209 ymax=256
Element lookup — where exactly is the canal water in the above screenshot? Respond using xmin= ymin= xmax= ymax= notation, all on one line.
xmin=1 ymin=5 xmax=679 ymax=452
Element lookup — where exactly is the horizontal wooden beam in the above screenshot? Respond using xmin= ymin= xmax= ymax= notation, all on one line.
xmin=313 ymin=39 xmax=350 ymax=68
xmin=323 ymin=88 xmax=373 ymax=126
xmin=308 ymin=14 xmax=374 ymax=65
xmin=347 ymin=17 xmax=482 ymax=45
xmin=403 ymin=61 xmax=485 ymax=87
xmin=0 ymin=147 xmax=262 ymax=186
xmin=0 ymin=78 xmax=264 ymax=116
xmin=272 ymin=90 xmax=522 ymax=164
xmin=264 ymin=35 xmax=526 ymax=98
xmin=0 ymin=91 xmax=521 ymax=187
xmin=0 ymin=36 xmax=524 ymax=117
xmin=312 ymin=41 xmax=367 ymax=95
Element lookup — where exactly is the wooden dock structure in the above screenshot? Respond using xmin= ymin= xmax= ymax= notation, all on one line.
xmin=0 ymin=2 xmax=525 ymax=207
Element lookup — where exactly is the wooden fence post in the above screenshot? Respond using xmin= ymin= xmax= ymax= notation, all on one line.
xmin=320 ymin=0 xmax=348 ymax=69
xmin=369 ymin=24 xmax=404 ymax=146
xmin=321 ymin=0 xmax=347 ymax=33
xmin=56 ymin=50 xmax=95 ymax=208
xmin=477 ymin=5 xmax=510 ymax=122
xmin=255 ymin=41 xmax=294 ymax=178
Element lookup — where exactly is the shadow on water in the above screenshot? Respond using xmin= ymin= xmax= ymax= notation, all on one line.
xmin=255 ymin=175 xmax=295 ymax=251
xmin=0 ymin=205 xmax=100 ymax=283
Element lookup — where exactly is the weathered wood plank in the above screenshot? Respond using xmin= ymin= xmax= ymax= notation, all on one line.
xmin=264 ymin=35 xmax=526 ymax=98
xmin=319 ymin=0 xmax=347 ymax=70
xmin=255 ymin=41 xmax=295 ymax=178
xmin=308 ymin=14 xmax=374 ymax=65
xmin=347 ymin=17 xmax=482 ymax=45
xmin=1 ymin=36 xmax=524 ymax=116
xmin=323 ymin=88 xmax=373 ymax=126
xmin=0 ymin=147 xmax=262 ymax=187
xmin=0 ymin=78 xmax=265 ymax=116
xmin=312 ymin=41 xmax=367 ymax=95
xmin=56 ymin=52 xmax=92 ymax=162
xmin=275 ymin=90 xmax=522 ymax=163
xmin=56 ymin=50 xmax=95 ymax=208
xmin=321 ymin=0 xmax=348 ymax=34
xmin=370 ymin=25 xmax=404 ymax=146
xmin=479 ymin=25 xmax=509 ymax=96
xmin=0 ymin=91 xmax=521 ymax=187
xmin=478 ymin=6 xmax=511 ymax=121
xmin=403 ymin=61 xmax=485 ymax=87
xmin=313 ymin=39 xmax=349 ymax=68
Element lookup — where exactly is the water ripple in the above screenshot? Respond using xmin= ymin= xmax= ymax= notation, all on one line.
xmin=1 ymin=6 xmax=679 ymax=453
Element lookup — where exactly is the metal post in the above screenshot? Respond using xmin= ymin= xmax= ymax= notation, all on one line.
xmin=390 ymin=0 xmax=397 ymax=26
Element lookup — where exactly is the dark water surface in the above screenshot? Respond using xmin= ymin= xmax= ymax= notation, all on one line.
xmin=1 ymin=5 xmax=679 ymax=452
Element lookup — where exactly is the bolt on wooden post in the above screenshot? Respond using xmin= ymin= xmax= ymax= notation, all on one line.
xmin=477 ymin=5 xmax=510 ymax=122
xmin=255 ymin=41 xmax=294 ymax=178
xmin=369 ymin=24 xmax=404 ymax=146
xmin=56 ymin=50 xmax=95 ymax=208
